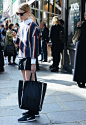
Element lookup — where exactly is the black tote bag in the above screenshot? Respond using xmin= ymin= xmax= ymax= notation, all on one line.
xmin=18 ymin=73 xmax=47 ymax=111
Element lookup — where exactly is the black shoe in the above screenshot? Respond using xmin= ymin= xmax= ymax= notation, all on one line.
xmin=80 ymin=82 xmax=85 ymax=88
xmin=77 ymin=82 xmax=85 ymax=88
xmin=22 ymin=111 xmax=29 ymax=116
xmin=35 ymin=111 xmax=40 ymax=117
xmin=8 ymin=62 xmax=12 ymax=65
xmin=22 ymin=111 xmax=39 ymax=117
xmin=27 ymin=115 xmax=36 ymax=122
xmin=43 ymin=60 xmax=47 ymax=62
xmin=39 ymin=59 xmax=43 ymax=61
xmin=18 ymin=114 xmax=29 ymax=123
xmin=18 ymin=114 xmax=35 ymax=123
xmin=51 ymin=67 xmax=58 ymax=72
xmin=12 ymin=62 xmax=18 ymax=65
xmin=49 ymin=64 xmax=53 ymax=69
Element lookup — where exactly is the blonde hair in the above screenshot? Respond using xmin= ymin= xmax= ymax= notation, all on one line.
xmin=5 ymin=19 xmax=11 ymax=30
xmin=18 ymin=3 xmax=31 ymax=13
xmin=30 ymin=14 xmax=36 ymax=23
xmin=52 ymin=16 xmax=59 ymax=25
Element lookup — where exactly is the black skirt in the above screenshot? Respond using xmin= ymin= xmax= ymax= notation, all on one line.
xmin=18 ymin=57 xmax=31 ymax=70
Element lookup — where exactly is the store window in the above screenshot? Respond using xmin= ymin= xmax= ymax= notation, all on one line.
xmin=30 ymin=0 xmax=62 ymax=28
xmin=68 ymin=0 xmax=80 ymax=46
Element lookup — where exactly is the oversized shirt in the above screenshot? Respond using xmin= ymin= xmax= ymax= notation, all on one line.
xmin=14 ymin=19 xmax=39 ymax=60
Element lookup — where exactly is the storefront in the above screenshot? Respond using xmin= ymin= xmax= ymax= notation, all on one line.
xmin=9 ymin=0 xmax=86 ymax=73
xmin=62 ymin=0 xmax=86 ymax=73
xmin=10 ymin=0 xmax=63 ymax=59
xmin=30 ymin=0 xmax=86 ymax=73
xmin=29 ymin=0 xmax=62 ymax=58
xmin=10 ymin=0 xmax=62 ymax=28
xmin=29 ymin=0 xmax=62 ymax=28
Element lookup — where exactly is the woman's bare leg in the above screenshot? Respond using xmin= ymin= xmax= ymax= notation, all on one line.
xmin=25 ymin=70 xmax=35 ymax=81
xmin=21 ymin=70 xmax=35 ymax=81
xmin=25 ymin=70 xmax=31 ymax=81
xmin=21 ymin=70 xmax=26 ymax=81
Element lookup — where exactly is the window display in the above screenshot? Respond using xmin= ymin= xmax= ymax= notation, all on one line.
xmin=68 ymin=0 xmax=80 ymax=45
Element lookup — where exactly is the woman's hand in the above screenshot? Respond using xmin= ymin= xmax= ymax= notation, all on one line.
xmin=77 ymin=22 xmax=82 ymax=27
xmin=14 ymin=43 xmax=19 ymax=48
xmin=31 ymin=64 xmax=36 ymax=73
xmin=12 ymin=31 xmax=17 ymax=38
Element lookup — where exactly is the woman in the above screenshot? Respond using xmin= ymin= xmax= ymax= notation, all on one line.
xmin=5 ymin=19 xmax=11 ymax=31
xmin=13 ymin=3 xmax=39 ymax=122
xmin=50 ymin=16 xmax=64 ymax=72
xmin=1 ymin=19 xmax=11 ymax=45
xmin=4 ymin=23 xmax=17 ymax=65
xmin=73 ymin=12 xmax=86 ymax=88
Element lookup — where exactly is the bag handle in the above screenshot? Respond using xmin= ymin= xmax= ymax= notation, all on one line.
xmin=30 ymin=72 xmax=37 ymax=81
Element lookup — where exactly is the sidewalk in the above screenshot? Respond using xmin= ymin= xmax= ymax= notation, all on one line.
xmin=0 ymin=60 xmax=86 ymax=125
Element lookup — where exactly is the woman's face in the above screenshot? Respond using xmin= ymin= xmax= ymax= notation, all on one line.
xmin=17 ymin=9 xmax=29 ymax=21
xmin=11 ymin=25 xmax=14 ymax=30
xmin=84 ymin=12 xmax=86 ymax=20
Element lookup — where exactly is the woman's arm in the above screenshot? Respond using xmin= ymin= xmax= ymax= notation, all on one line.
xmin=30 ymin=22 xmax=38 ymax=59
xmin=29 ymin=22 xmax=39 ymax=72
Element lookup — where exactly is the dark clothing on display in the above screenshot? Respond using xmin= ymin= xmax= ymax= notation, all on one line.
xmin=73 ymin=21 xmax=86 ymax=83
xmin=41 ymin=26 xmax=49 ymax=61
xmin=50 ymin=24 xmax=64 ymax=69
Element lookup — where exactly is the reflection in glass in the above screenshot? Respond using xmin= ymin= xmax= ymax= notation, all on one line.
xmin=68 ymin=0 xmax=80 ymax=45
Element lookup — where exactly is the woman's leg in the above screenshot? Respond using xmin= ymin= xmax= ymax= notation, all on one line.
xmin=25 ymin=70 xmax=35 ymax=81
xmin=8 ymin=55 xmax=11 ymax=64
xmin=21 ymin=70 xmax=26 ymax=81
xmin=13 ymin=54 xmax=16 ymax=63
xmin=21 ymin=70 xmax=35 ymax=81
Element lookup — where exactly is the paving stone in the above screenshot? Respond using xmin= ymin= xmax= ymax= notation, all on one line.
xmin=0 ymin=88 xmax=18 ymax=94
xmin=0 ymin=83 xmax=18 ymax=88
xmin=57 ymin=94 xmax=85 ymax=102
xmin=0 ymin=72 xmax=10 ymax=80
xmin=68 ymin=88 xmax=86 ymax=97
xmin=0 ymin=106 xmax=22 ymax=116
xmin=63 ymin=101 xmax=86 ymax=110
xmin=0 ymin=94 xmax=7 ymax=99
xmin=41 ymin=103 xmax=64 ymax=113
xmin=46 ymin=89 xmax=70 ymax=96
xmin=53 ymin=123 xmax=81 ymax=125
xmin=0 ymin=116 xmax=25 ymax=125
xmin=47 ymin=110 xmax=86 ymax=124
xmin=43 ymin=96 xmax=58 ymax=104
xmin=0 ymin=80 xmax=10 ymax=84
xmin=0 ymin=114 xmax=50 ymax=125
xmin=80 ymin=121 xmax=86 ymax=125
xmin=1 ymin=62 xmax=86 ymax=125
xmin=0 ymin=98 xmax=18 ymax=107
xmin=26 ymin=114 xmax=51 ymax=125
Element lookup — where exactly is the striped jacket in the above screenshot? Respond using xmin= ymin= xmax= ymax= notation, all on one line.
xmin=15 ymin=19 xmax=39 ymax=59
